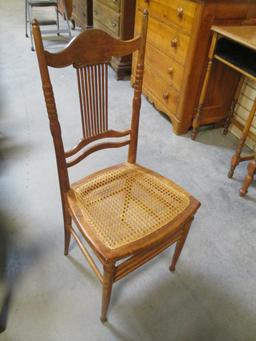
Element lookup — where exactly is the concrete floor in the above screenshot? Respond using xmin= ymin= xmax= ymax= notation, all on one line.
xmin=1 ymin=1 xmax=256 ymax=340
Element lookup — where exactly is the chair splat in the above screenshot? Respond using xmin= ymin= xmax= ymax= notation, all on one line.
xmin=76 ymin=63 xmax=108 ymax=138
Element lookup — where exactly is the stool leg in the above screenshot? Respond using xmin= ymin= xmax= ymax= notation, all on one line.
xmin=28 ymin=4 xmax=35 ymax=51
xmin=191 ymin=32 xmax=218 ymax=140
xmin=223 ymin=76 xmax=244 ymax=135
xmin=228 ymin=98 xmax=256 ymax=178
xmin=239 ymin=159 xmax=256 ymax=196
xmin=25 ymin=0 xmax=29 ymax=37
xmin=56 ymin=7 xmax=60 ymax=36
xmin=63 ymin=4 xmax=71 ymax=39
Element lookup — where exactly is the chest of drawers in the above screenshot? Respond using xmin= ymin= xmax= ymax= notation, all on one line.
xmin=132 ymin=0 xmax=256 ymax=134
xmin=93 ymin=0 xmax=136 ymax=79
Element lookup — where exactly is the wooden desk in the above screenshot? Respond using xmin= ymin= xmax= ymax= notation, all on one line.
xmin=192 ymin=25 xmax=256 ymax=178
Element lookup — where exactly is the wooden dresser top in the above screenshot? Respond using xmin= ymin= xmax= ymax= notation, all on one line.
xmin=212 ymin=25 xmax=256 ymax=50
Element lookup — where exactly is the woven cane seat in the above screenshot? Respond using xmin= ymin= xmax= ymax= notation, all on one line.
xmin=70 ymin=163 xmax=191 ymax=250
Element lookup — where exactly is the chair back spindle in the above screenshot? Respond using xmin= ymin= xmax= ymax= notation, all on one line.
xmin=76 ymin=63 xmax=108 ymax=138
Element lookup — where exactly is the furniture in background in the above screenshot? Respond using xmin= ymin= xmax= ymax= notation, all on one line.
xmin=93 ymin=0 xmax=136 ymax=79
xmin=240 ymin=156 xmax=256 ymax=196
xmin=132 ymin=0 xmax=256 ymax=135
xmin=57 ymin=0 xmax=93 ymax=30
xmin=32 ymin=11 xmax=200 ymax=322
xmin=26 ymin=0 xmax=71 ymax=51
xmin=192 ymin=25 xmax=256 ymax=179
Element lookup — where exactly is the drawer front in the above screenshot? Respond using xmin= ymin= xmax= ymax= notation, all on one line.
xmin=143 ymin=63 xmax=180 ymax=116
xmin=145 ymin=43 xmax=184 ymax=92
xmin=149 ymin=0 xmax=197 ymax=35
xmin=96 ymin=0 xmax=120 ymax=12
xmin=93 ymin=0 xmax=120 ymax=36
xmin=147 ymin=15 xmax=190 ymax=65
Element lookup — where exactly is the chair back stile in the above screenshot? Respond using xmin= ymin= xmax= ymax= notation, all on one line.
xmin=128 ymin=11 xmax=148 ymax=163
xmin=32 ymin=22 xmax=70 ymax=224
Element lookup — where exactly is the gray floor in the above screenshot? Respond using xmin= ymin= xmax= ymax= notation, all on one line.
xmin=1 ymin=1 xmax=256 ymax=340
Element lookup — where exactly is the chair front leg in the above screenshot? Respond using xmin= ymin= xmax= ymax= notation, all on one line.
xmin=64 ymin=210 xmax=72 ymax=256
xmin=101 ymin=262 xmax=115 ymax=322
xmin=239 ymin=159 xmax=256 ymax=197
xmin=169 ymin=219 xmax=193 ymax=272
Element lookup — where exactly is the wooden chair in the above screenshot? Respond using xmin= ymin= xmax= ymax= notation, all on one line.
xmin=32 ymin=12 xmax=200 ymax=322
xmin=240 ymin=157 xmax=256 ymax=196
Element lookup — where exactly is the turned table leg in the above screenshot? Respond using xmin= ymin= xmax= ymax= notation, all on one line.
xmin=223 ymin=76 xmax=244 ymax=135
xmin=228 ymin=97 xmax=256 ymax=178
xmin=192 ymin=32 xmax=218 ymax=140
xmin=239 ymin=158 xmax=256 ymax=196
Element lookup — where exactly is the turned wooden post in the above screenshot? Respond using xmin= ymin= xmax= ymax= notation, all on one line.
xmin=191 ymin=32 xmax=218 ymax=140
xmin=239 ymin=158 xmax=256 ymax=196
xmin=169 ymin=219 xmax=193 ymax=272
xmin=32 ymin=21 xmax=72 ymax=255
xmin=223 ymin=76 xmax=244 ymax=135
xmin=100 ymin=263 xmax=116 ymax=322
xmin=228 ymin=97 xmax=256 ymax=178
xmin=128 ymin=10 xmax=148 ymax=163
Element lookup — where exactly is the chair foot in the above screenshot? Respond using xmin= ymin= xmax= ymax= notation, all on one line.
xmin=25 ymin=33 xmax=29 ymax=38
xmin=64 ymin=233 xmax=71 ymax=255
xmin=100 ymin=316 xmax=107 ymax=323
xmin=31 ymin=47 xmax=35 ymax=51
xmin=169 ymin=265 xmax=175 ymax=272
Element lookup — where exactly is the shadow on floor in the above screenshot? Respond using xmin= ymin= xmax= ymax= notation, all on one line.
xmin=108 ymin=263 xmax=256 ymax=340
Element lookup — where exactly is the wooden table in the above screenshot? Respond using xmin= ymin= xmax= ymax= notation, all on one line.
xmin=192 ymin=25 xmax=256 ymax=179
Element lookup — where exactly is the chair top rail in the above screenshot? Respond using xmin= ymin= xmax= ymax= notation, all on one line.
xmin=43 ymin=29 xmax=142 ymax=68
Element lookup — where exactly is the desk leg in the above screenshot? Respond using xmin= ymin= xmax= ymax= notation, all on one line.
xmin=223 ymin=76 xmax=244 ymax=135
xmin=228 ymin=97 xmax=256 ymax=178
xmin=239 ymin=159 xmax=256 ymax=196
xmin=192 ymin=32 xmax=218 ymax=140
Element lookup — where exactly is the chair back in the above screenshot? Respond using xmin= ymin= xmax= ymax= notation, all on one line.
xmin=32 ymin=11 xmax=148 ymax=199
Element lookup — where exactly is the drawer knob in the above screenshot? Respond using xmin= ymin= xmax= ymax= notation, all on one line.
xmin=111 ymin=22 xmax=117 ymax=28
xmin=162 ymin=92 xmax=169 ymax=101
xmin=112 ymin=0 xmax=117 ymax=2
xmin=177 ymin=7 xmax=184 ymax=18
xmin=168 ymin=67 xmax=174 ymax=75
xmin=171 ymin=38 xmax=178 ymax=48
